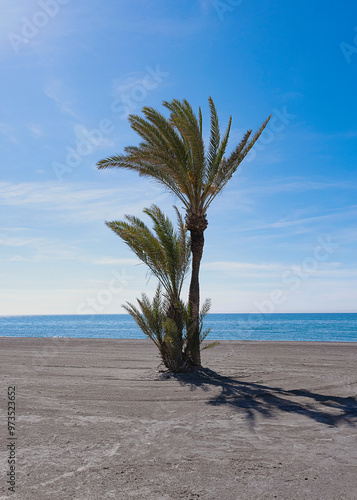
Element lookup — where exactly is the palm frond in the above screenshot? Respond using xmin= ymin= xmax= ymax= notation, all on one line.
xmin=199 ymin=297 xmax=212 ymax=344
xmin=201 ymin=341 xmax=220 ymax=350
xmin=200 ymin=297 xmax=212 ymax=319
xmin=98 ymin=98 xmax=270 ymax=220
xmin=163 ymin=98 xmax=205 ymax=200
xmin=203 ymin=115 xmax=232 ymax=195
xmin=202 ymin=115 xmax=271 ymax=211
xmin=108 ymin=205 xmax=190 ymax=301
xmin=106 ymin=217 xmax=172 ymax=296
xmin=206 ymin=96 xmax=220 ymax=170
xmin=129 ymin=110 xmax=192 ymax=194
xmin=198 ymin=106 xmax=203 ymax=136
xmin=236 ymin=114 xmax=272 ymax=164
xmin=123 ymin=286 xmax=165 ymax=348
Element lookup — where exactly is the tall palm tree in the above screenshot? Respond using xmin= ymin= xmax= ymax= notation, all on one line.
xmin=98 ymin=97 xmax=270 ymax=366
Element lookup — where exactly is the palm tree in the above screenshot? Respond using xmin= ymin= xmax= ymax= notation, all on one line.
xmin=98 ymin=97 xmax=270 ymax=366
xmin=107 ymin=204 xmax=212 ymax=372
xmin=123 ymin=284 xmax=213 ymax=373
xmin=107 ymin=204 xmax=190 ymax=350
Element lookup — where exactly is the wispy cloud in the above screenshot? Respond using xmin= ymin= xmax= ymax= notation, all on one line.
xmin=0 ymin=181 xmax=167 ymax=223
xmin=0 ymin=235 xmax=43 ymax=248
xmin=207 ymin=176 xmax=357 ymax=217
xmin=93 ymin=257 xmax=139 ymax=266
xmin=242 ymin=177 xmax=357 ymax=195
xmin=0 ymin=182 xmax=150 ymax=210
xmin=112 ymin=72 xmax=148 ymax=96
xmin=0 ymin=122 xmax=18 ymax=143
xmin=1 ymin=234 xmax=80 ymax=263
xmin=27 ymin=122 xmax=43 ymax=138
xmin=43 ymin=79 xmax=78 ymax=118
xmin=9 ymin=250 xmax=76 ymax=263
xmin=202 ymin=260 xmax=350 ymax=286
xmin=74 ymin=124 xmax=114 ymax=149
xmin=202 ymin=261 xmax=280 ymax=272
xmin=249 ymin=205 xmax=357 ymax=231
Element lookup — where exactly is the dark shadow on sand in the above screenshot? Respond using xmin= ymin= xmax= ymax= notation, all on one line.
xmin=159 ymin=367 xmax=357 ymax=428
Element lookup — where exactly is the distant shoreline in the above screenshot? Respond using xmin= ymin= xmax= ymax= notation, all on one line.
xmin=1 ymin=312 xmax=357 ymax=316
xmin=1 ymin=313 xmax=356 ymax=342
xmin=2 ymin=338 xmax=357 ymax=343
xmin=1 ymin=337 xmax=357 ymax=344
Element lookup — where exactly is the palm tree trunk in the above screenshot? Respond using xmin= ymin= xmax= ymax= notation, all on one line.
xmin=186 ymin=228 xmax=205 ymax=365
xmin=166 ymin=300 xmax=183 ymax=370
xmin=185 ymin=212 xmax=208 ymax=367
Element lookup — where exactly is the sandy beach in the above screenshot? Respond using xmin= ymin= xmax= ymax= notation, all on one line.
xmin=1 ymin=338 xmax=356 ymax=500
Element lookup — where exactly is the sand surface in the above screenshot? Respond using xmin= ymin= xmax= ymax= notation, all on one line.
xmin=0 ymin=338 xmax=356 ymax=500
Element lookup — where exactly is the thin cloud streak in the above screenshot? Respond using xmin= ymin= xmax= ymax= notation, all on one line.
xmin=0 ymin=181 xmax=168 ymax=223
xmin=243 ymin=206 xmax=357 ymax=231
xmin=93 ymin=257 xmax=139 ymax=266
xmin=43 ymin=80 xmax=78 ymax=118
xmin=202 ymin=261 xmax=280 ymax=272
xmin=0 ymin=122 xmax=18 ymax=143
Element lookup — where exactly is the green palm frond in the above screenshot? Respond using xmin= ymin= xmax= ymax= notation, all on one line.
xmin=107 ymin=205 xmax=190 ymax=301
xmin=202 ymin=115 xmax=271 ymax=211
xmin=206 ymin=96 xmax=220 ymax=171
xmin=124 ymin=285 xmax=187 ymax=372
xmin=200 ymin=297 xmax=212 ymax=319
xmin=106 ymin=216 xmax=172 ymax=293
xmin=123 ymin=286 xmax=165 ymax=348
xmin=201 ymin=341 xmax=220 ymax=350
xmin=163 ymin=98 xmax=205 ymax=197
xmin=97 ymin=97 xmax=270 ymax=218
xmin=181 ymin=297 xmax=212 ymax=344
xmin=198 ymin=297 xmax=212 ymax=343
xmin=128 ymin=110 xmax=191 ymax=191
xmin=198 ymin=106 xmax=203 ymax=136
xmin=141 ymin=106 xmax=188 ymax=168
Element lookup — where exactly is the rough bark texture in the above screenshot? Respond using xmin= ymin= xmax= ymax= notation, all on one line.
xmin=164 ymin=301 xmax=183 ymax=371
xmin=185 ymin=212 xmax=208 ymax=366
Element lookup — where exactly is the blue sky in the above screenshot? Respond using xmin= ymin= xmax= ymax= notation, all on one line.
xmin=0 ymin=0 xmax=356 ymax=315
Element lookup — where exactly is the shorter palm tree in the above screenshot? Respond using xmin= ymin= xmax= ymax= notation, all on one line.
xmin=107 ymin=205 xmax=215 ymax=372
xmin=124 ymin=285 xmax=213 ymax=372
xmin=107 ymin=204 xmax=190 ymax=337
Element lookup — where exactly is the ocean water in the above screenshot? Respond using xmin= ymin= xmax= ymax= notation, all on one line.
xmin=0 ymin=313 xmax=356 ymax=342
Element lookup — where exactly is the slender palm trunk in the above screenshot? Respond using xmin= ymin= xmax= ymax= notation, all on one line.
xmin=166 ymin=300 xmax=183 ymax=369
xmin=186 ymin=228 xmax=204 ymax=365
xmin=185 ymin=212 xmax=208 ymax=366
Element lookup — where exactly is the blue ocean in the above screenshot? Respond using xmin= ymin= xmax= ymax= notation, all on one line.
xmin=0 ymin=314 xmax=356 ymax=342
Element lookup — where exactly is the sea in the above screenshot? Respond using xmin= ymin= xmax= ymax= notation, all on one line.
xmin=0 ymin=313 xmax=356 ymax=342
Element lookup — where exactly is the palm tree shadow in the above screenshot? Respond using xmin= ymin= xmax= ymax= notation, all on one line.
xmin=160 ymin=367 xmax=357 ymax=428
